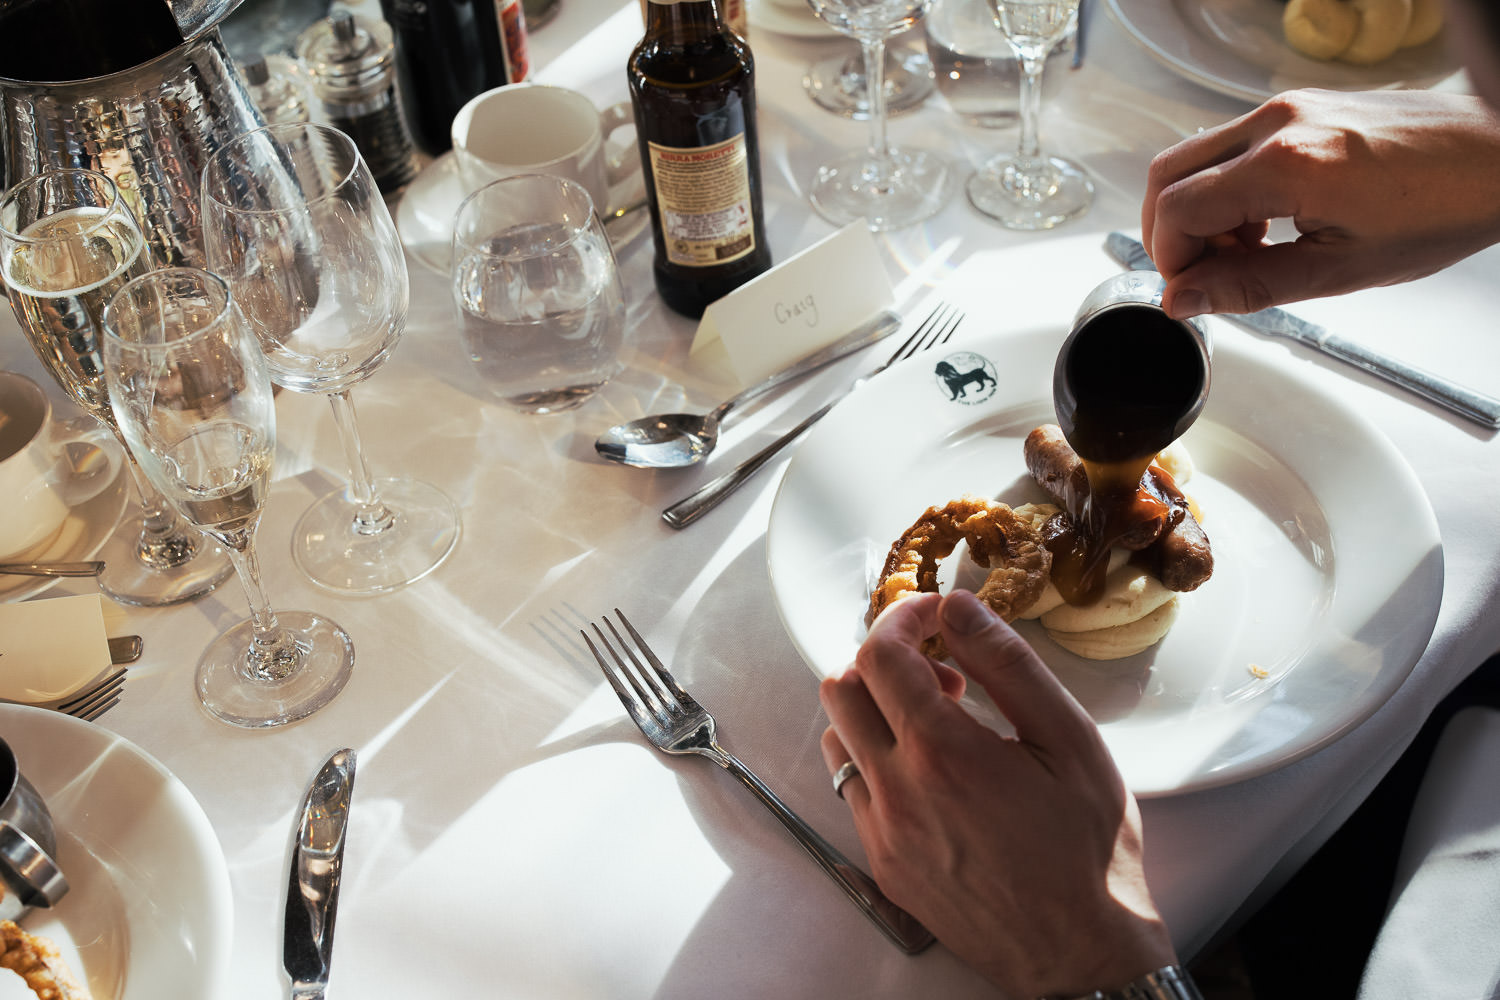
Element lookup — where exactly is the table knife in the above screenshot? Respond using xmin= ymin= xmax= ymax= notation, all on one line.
xmin=284 ymin=748 xmax=356 ymax=1000
xmin=1104 ymin=232 xmax=1500 ymax=429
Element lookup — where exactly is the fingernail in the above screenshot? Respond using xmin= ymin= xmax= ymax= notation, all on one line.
xmin=943 ymin=590 xmax=992 ymax=635
xmin=1170 ymin=288 xmax=1207 ymax=319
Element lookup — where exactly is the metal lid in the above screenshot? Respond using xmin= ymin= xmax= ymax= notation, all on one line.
xmin=295 ymin=10 xmax=394 ymax=97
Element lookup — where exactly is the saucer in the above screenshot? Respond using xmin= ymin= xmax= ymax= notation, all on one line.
xmin=396 ymin=151 xmax=651 ymax=275
xmin=0 ymin=459 xmax=129 ymax=604
xmin=749 ymin=0 xmax=840 ymax=38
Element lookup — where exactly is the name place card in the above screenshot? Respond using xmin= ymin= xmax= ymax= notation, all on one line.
xmin=691 ymin=222 xmax=896 ymax=385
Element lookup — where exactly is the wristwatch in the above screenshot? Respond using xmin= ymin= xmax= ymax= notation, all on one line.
xmin=1048 ymin=965 xmax=1205 ymax=1000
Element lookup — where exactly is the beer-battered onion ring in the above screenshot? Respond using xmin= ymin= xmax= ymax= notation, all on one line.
xmin=0 ymin=920 xmax=92 ymax=1000
xmin=867 ymin=496 xmax=1052 ymax=656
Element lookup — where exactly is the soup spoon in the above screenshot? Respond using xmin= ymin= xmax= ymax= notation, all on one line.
xmin=596 ymin=310 xmax=901 ymax=469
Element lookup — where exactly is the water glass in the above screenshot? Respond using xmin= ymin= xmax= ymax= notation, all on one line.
xmin=451 ymin=174 xmax=629 ymax=414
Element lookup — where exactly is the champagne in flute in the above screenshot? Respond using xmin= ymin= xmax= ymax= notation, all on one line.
xmin=102 ymin=267 xmax=354 ymax=730
xmin=0 ymin=169 xmax=233 ymax=605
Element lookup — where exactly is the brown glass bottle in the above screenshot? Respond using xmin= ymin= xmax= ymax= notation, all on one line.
xmin=627 ymin=0 xmax=771 ymax=319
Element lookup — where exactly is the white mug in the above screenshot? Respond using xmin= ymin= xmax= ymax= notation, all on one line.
xmin=451 ymin=83 xmax=639 ymax=218
xmin=0 ymin=371 xmax=121 ymax=559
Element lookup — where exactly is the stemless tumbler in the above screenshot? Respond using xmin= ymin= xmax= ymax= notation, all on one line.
xmin=451 ymin=174 xmax=629 ymax=414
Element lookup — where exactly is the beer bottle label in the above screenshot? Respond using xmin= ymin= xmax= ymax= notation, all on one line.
xmin=647 ymin=133 xmax=757 ymax=268
xmin=494 ymin=0 xmax=531 ymax=82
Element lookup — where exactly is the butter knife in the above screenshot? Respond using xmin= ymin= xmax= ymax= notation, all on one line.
xmin=1104 ymin=232 xmax=1500 ymax=429
xmin=284 ymin=748 xmax=356 ymax=1000
xmin=0 ymin=561 xmax=104 ymax=577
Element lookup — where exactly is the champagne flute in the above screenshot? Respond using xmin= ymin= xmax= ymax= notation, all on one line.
xmin=806 ymin=0 xmax=955 ymax=230
xmin=0 ymin=168 xmax=234 ymax=605
xmin=200 ymin=123 xmax=460 ymax=595
xmin=102 ymin=267 xmax=354 ymax=729
xmin=965 ymin=0 xmax=1093 ymax=229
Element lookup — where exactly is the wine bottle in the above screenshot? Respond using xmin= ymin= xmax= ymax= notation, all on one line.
xmin=379 ymin=0 xmax=530 ymax=155
xmin=627 ymin=0 xmax=771 ymax=319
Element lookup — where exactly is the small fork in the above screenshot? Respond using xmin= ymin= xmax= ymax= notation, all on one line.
xmin=584 ymin=609 xmax=935 ymax=954
xmin=56 ymin=668 xmax=126 ymax=722
xmin=662 ymin=302 xmax=965 ymax=528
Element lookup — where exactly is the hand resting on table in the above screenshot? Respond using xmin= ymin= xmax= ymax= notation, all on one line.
xmin=818 ymin=591 xmax=1176 ymax=998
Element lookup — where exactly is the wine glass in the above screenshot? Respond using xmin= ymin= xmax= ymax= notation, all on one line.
xmin=802 ymin=41 xmax=934 ymax=119
xmin=200 ymin=123 xmax=461 ymax=595
xmin=965 ymin=0 xmax=1094 ymax=229
xmin=101 ymin=267 xmax=354 ymax=729
xmin=0 ymin=168 xmax=234 ymax=605
xmin=805 ymin=0 xmax=955 ymax=230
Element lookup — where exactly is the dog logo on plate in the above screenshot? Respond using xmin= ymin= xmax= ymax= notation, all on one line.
xmin=933 ymin=352 xmax=998 ymax=404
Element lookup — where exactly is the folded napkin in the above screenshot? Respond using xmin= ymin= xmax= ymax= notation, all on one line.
xmin=1358 ymin=706 xmax=1500 ymax=1000
xmin=0 ymin=593 xmax=112 ymax=704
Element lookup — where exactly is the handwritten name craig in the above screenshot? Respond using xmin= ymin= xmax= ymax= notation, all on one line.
xmin=773 ymin=294 xmax=818 ymax=327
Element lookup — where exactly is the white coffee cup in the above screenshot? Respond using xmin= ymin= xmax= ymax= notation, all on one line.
xmin=451 ymin=83 xmax=640 ymax=219
xmin=0 ymin=371 xmax=121 ymax=560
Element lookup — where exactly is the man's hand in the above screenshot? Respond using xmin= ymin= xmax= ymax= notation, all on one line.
xmin=1142 ymin=89 xmax=1500 ymax=319
xmin=819 ymin=591 xmax=1175 ymax=998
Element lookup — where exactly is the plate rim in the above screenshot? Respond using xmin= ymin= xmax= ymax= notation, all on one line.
xmin=0 ymin=704 xmax=234 ymax=998
xmin=1105 ymin=0 xmax=1466 ymax=103
xmin=766 ymin=320 xmax=1443 ymax=796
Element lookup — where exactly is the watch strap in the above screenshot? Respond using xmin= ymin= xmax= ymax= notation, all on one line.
xmin=1049 ymin=964 xmax=1204 ymax=1000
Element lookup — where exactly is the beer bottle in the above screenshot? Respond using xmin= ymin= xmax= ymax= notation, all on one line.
xmin=627 ymin=0 xmax=771 ymax=319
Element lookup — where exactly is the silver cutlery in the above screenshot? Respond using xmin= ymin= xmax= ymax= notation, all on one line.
xmin=1072 ymin=0 xmax=1087 ymax=69
xmin=57 ymin=668 xmax=126 ymax=721
xmin=108 ymin=635 xmax=143 ymax=664
xmin=0 ymin=561 xmax=105 ymax=577
xmin=596 ymin=309 xmax=903 ymax=468
xmin=284 ymin=748 xmax=356 ymax=1000
xmin=661 ymin=303 xmax=964 ymax=528
xmin=1104 ymin=232 xmax=1500 ymax=429
xmin=583 ymin=609 xmax=935 ymax=954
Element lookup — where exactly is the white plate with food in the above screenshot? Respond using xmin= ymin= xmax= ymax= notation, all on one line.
xmin=0 ymin=705 xmax=232 ymax=999
xmin=766 ymin=322 xmax=1442 ymax=796
xmin=1106 ymin=0 xmax=1464 ymax=103
xmin=0 ymin=461 xmax=129 ymax=605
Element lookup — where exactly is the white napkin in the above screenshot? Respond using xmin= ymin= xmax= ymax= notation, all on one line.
xmin=1358 ymin=706 xmax=1500 ymax=1000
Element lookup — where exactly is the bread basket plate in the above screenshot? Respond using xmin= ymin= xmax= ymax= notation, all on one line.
xmin=766 ymin=321 xmax=1442 ymax=796
xmin=0 ymin=705 xmax=232 ymax=1000
xmin=1107 ymin=0 xmax=1465 ymax=103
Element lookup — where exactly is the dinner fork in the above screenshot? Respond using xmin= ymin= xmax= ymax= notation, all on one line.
xmin=662 ymin=302 xmax=964 ymax=528
xmin=56 ymin=668 xmax=126 ymax=722
xmin=583 ymin=609 xmax=936 ymax=954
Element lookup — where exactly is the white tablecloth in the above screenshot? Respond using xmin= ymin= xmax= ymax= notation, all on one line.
xmin=4 ymin=1 xmax=1500 ymax=996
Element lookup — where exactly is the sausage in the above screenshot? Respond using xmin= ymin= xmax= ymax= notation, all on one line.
xmin=1023 ymin=424 xmax=1163 ymax=551
xmin=1024 ymin=423 xmax=1212 ymax=591
xmin=1139 ymin=507 xmax=1214 ymax=592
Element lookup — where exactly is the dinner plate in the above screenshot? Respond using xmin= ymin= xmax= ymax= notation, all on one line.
xmin=1106 ymin=0 xmax=1465 ymax=103
xmin=0 ymin=705 xmax=232 ymax=999
xmin=766 ymin=322 xmax=1443 ymax=796
xmin=395 ymin=151 xmax=651 ymax=275
xmin=0 ymin=459 xmax=129 ymax=604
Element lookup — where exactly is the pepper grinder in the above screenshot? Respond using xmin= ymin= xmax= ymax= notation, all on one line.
xmin=296 ymin=9 xmax=418 ymax=194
